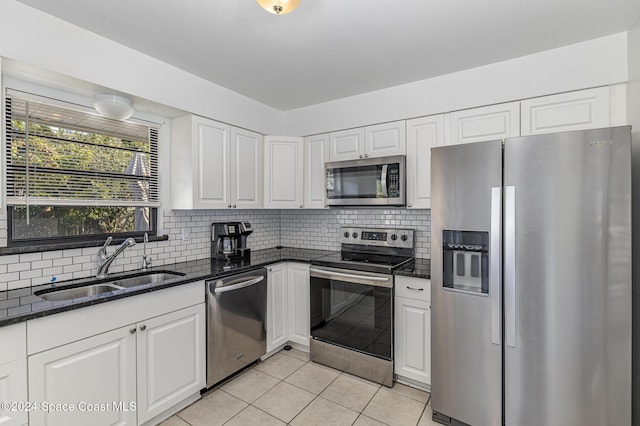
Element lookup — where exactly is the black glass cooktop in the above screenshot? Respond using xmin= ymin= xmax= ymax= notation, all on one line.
xmin=310 ymin=251 xmax=414 ymax=274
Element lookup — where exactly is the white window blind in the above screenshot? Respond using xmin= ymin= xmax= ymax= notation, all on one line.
xmin=4 ymin=91 xmax=160 ymax=208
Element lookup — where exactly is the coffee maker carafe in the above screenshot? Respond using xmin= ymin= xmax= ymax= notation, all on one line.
xmin=212 ymin=222 xmax=253 ymax=260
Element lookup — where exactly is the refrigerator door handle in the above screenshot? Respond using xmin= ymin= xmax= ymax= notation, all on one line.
xmin=490 ymin=186 xmax=502 ymax=345
xmin=505 ymin=185 xmax=516 ymax=348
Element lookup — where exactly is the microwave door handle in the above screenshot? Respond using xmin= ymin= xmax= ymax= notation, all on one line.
xmin=381 ymin=164 xmax=388 ymax=197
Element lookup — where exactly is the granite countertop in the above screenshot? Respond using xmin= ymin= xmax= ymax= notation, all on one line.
xmin=395 ymin=257 xmax=431 ymax=279
xmin=0 ymin=247 xmax=431 ymax=327
xmin=0 ymin=247 xmax=335 ymax=327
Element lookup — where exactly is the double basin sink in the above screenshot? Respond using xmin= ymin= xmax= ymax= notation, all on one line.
xmin=35 ymin=271 xmax=186 ymax=302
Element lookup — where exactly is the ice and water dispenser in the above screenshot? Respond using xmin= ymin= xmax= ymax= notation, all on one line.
xmin=442 ymin=230 xmax=489 ymax=294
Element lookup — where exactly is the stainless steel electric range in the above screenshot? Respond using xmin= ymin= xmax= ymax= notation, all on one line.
xmin=309 ymin=227 xmax=415 ymax=387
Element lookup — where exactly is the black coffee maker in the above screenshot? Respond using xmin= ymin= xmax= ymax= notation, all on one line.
xmin=211 ymin=222 xmax=253 ymax=261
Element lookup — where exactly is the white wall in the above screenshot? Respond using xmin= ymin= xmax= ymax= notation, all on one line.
xmin=0 ymin=0 xmax=282 ymax=135
xmin=627 ymin=16 xmax=640 ymax=426
xmin=283 ymin=33 xmax=629 ymax=136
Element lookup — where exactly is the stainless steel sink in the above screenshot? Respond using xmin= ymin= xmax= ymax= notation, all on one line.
xmin=107 ymin=272 xmax=184 ymax=288
xmin=37 ymin=284 xmax=123 ymax=301
xmin=35 ymin=270 xmax=186 ymax=301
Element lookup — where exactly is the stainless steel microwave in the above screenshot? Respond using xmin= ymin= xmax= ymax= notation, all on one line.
xmin=325 ymin=155 xmax=406 ymax=206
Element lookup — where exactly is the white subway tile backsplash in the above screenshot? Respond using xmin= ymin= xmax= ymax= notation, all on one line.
xmin=0 ymin=207 xmax=430 ymax=289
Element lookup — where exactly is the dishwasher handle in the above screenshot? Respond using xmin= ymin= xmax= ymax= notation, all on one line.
xmin=212 ymin=276 xmax=265 ymax=294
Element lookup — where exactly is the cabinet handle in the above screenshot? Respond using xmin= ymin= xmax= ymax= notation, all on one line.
xmin=407 ymin=203 xmax=412 ymax=208
xmin=406 ymin=286 xmax=424 ymax=291
xmin=130 ymin=328 xmax=137 ymax=334
xmin=232 ymin=204 xmax=237 ymax=208
xmin=299 ymin=205 xmax=303 ymax=208
xmin=140 ymin=325 xmax=147 ymax=331
xmin=364 ymin=154 xmax=369 ymax=158
xmin=268 ymin=268 xmax=273 ymax=272
xmin=359 ymin=155 xmax=363 ymax=158
xmin=227 ymin=204 xmax=231 ymax=208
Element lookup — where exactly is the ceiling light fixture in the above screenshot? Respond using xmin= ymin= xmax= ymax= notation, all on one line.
xmin=93 ymin=94 xmax=134 ymax=121
xmin=256 ymin=0 xmax=300 ymax=15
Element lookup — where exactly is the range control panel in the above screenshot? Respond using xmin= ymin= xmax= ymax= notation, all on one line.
xmin=340 ymin=227 xmax=414 ymax=249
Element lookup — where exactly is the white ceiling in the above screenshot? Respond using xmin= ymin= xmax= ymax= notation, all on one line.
xmin=16 ymin=0 xmax=640 ymax=111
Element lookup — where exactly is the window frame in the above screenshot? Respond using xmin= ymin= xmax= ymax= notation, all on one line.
xmin=4 ymin=89 xmax=162 ymax=247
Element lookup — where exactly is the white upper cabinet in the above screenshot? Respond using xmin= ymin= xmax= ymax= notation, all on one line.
xmin=364 ymin=121 xmax=406 ymax=159
xmin=329 ymin=122 xmax=406 ymax=161
xmin=171 ymin=115 xmax=263 ymax=209
xmin=171 ymin=115 xmax=231 ymax=209
xmin=447 ymin=102 xmax=520 ymax=145
xmin=406 ymin=115 xmax=444 ymax=209
xmin=520 ymin=87 xmax=610 ymax=135
xmin=304 ymin=134 xmax=329 ymax=208
xmin=264 ymin=136 xmax=304 ymax=209
xmin=329 ymin=128 xmax=365 ymax=161
xmin=230 ymin=127 xmax=263 ymax=209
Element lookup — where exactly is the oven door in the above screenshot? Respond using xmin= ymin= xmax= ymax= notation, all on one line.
xmin=309 ymin=266 xmax=393 ymax=360
xmin=325 ymin=155 xmax=405 ymax=206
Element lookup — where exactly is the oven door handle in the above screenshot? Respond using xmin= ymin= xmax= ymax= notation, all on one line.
xmin=310 ymin=267 xmax=392 ymax=288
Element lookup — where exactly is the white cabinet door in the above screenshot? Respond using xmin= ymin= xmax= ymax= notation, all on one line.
xmin=406 ymin=115 xmax=444 ymax=209
xmin=520 ymin=87 xmax=610 ymax=136
xmin=264 ymin=137 xmax=304 ymax=208
xmin=267 ymin=263 xmax=289 ymax=352
xmin=448 ymin=102 xmax=520 ymax=145
xmin=394 ymin=296 xmax=431 ymax=387
xmin=0 ymin=358 xmax=28 ymax=426
xmin=364 ymin=121 xmax=406 ymax=158
xmin=304 ymin=134 xmax=329 ymax=208
xmin=231 ymin=127 xmax=263 ymax=209
xmin=287 ymin=263 xmax=310 ymax=347
xmin=171 ymin=115 xmax=231 ymax=209
xmin=28 ymin=326 xmax=137 ymax=426
xmin=137 ymin=304 xmax=205 ymax=425
xmin=192 ymin=117 xmax=231 ymax=209
xmin=329 ymin=128 xmax=365 ymax=161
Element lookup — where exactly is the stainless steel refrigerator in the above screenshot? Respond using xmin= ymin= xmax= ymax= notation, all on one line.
xmin=430 ymin=126 xmax=632 ymax=426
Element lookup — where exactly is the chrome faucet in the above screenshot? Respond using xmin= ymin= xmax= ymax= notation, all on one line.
xmin=96 ymin=236 xmax=136 ymax=279
xmin=141 ymin=232 xmax=152 ymax=271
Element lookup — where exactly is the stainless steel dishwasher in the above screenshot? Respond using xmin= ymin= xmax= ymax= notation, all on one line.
xmin=206 ymin=268 xmax=267 ymax=387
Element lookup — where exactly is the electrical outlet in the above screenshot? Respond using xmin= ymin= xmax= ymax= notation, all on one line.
xmin=181 ymin=228 xmax=191 ymax=241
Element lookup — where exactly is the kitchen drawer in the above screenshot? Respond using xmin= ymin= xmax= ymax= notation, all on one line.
xmin=395 ymin=276 xmax=430 ymax=302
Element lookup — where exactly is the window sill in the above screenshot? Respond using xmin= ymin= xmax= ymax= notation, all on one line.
xmin=0 ymin=235 xmax=169 ymax=256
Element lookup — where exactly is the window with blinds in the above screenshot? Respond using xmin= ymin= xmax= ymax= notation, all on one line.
xmin=4 ymin=90 xmax=159 ymax=244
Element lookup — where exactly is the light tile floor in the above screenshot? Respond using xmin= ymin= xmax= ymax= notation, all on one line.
xmin=161 ymin=348 xmax=437 ymax=426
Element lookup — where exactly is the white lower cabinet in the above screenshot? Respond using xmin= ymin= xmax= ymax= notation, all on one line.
xmin=287 ymin=263 xmax=310 ymax=347
xmin=136 ymin=304 xmax=205 ymax=424
xmin=0 ymin=323 xmax=28 ymax=426
xmin=267 ymin=263 xmax=289 ymax=352
xmin=28 ymin=303 xmax=205 ymax=426
xmin=28 ymin=326 xmax=137 ymax=426
xmin=266 ymin=262 xmax=311 ymax=354
xmin=394 ymin=276 xmax=431 ymax=389
xmin=26 ymin=282 xmax=205 ymax=426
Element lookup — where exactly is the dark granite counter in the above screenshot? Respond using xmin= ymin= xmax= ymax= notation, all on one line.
xmin=0 ymin=247 xmax=335 ymax=327
xmin=394 ymin=257 xmax=431 ymax=279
